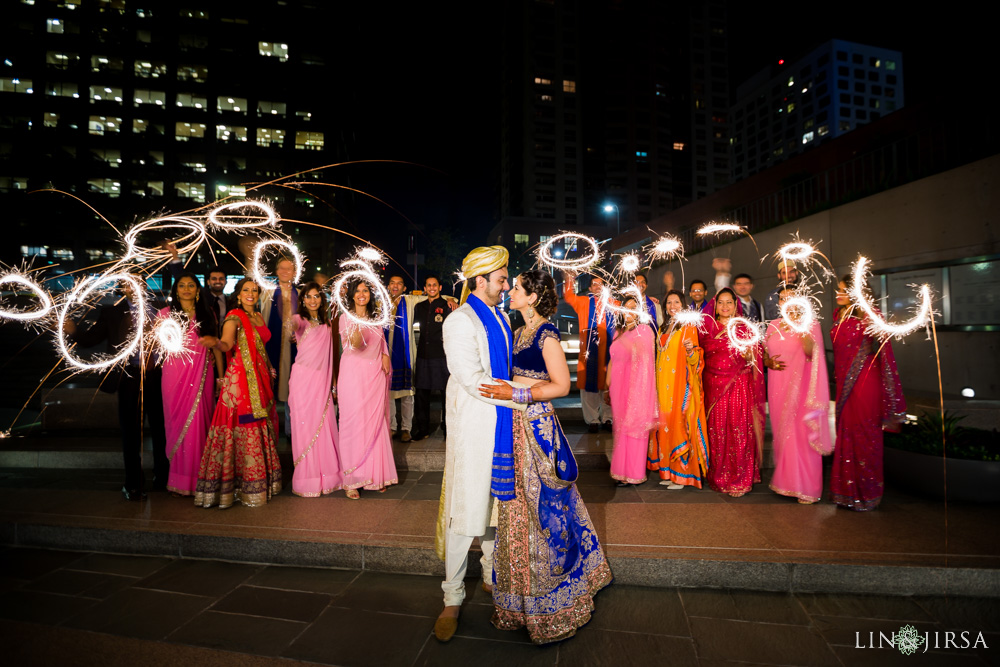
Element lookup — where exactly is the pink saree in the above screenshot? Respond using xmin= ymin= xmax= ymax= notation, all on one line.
xmin=158 ymin=307 xmax=214 ymax=496
xmin=288 ymin=315 xmax=342 ymax=497
xmin=701 ymin=317 xmax=764 ymax=495
xmin=830 ymin=310 xmax=905 ymax=511
xmin=608 ymin=324 xmax=657 ymax=484
xmin=765 ymin=320 xmax=832 ymax=503
xmin=337 ymin=318 xmax=397 ymax=491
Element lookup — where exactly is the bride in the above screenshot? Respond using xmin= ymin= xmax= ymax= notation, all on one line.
xmin=479 ymin=269 xmax=612 ymax=644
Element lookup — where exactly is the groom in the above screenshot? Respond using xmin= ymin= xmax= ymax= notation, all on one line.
xmin=434 ymin=246 xmax=527 ymax=642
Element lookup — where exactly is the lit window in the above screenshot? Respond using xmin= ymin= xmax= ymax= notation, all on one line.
xmin=216 ymin=124 xmax=247 ymax=142
xmin=804 ymin=118 xmax=814 ymax=129
xmin=46 ymin=19 xmax=64 ymax=33
xmin=215 ymin=184 xmax=246 ymax=199
xmin=514 ymin=234 xmax=529 ymax=246
xmin=19 ymin=246 xmax=47 ymax=258
xmin=133 ymin=89 xmax=166 ymax=106
xmin=538 ymin=94 xmax=553 ymax=102
xmin=87 ymin=178 xmax=121 ymax=196
xmin=43 ymin=112 xmax=59 ymax=127
xmin=91 ymin=148 xmax=122 ymax=167
xmin=295 ymin=110 xmax=313 ymax=121
xmin=174 ymin=121 xmax=207 ymax=141
xmin=533 ymin=77 xmax=551 ymax=85
xmin=175 ymin=182 xmax=206 ymax=202
xmin=46 ymin=51 xmax=79 ymax=69
xmin=132 ymin=181 xmax=163 ymax=197
xmin=176 ymin=92 xmax=208 ymax=109
xmin=88 ymin=115 xmax=122 ymax=135
xmin=2 ymin=177 xmax=30 ymax=192
xmin=673 ymin=142 xmax=685 ymax=151
xmin=802 ymin=132 xmax=814 ymax=144
xmin=89 ymin=85 xmax=123 ymax=103
xmin=787 ymin=76 xmax=794 ymax=87
xmin=46 ymin=81 xmax=78 ymax=98
xmin=176 ymin=64 xmax=208 ymax=82
xmin=295 ymin=131 xmax=324 ymax=150
xmin=885 ymin=60 xmax=896 ymax=70
xmin=98 ymin=0 xmax=126 ymax=13
xmin=259 ymin=41 xmax=290 ymax=62
xmin=786 ymin=103 xmax=795 ymax=113
xmin=255 ymin=127 xmax=285 ymax=147
xmin=179 ymin=158 xmax=207 ymax=173
xmin=635 ymin=151 xmax=648 ymax=157
xmin=258 ymin=100 xmax=286 ymax=117
xmin=817 ymin=124 xmax=829 ymax=137
xmin=217 ymin=96 xmax=247 ymax=113
xmin=135 ymin=60 xmax=167 ymax=78
xmin=180 ymin=8 xmax=209 ymax=19
xmin=0 ymin=77 xmax=33 ymax=93
xmin=133 ymin=118 xmax=148 ymax=133
xmin=90 ymin=55 xmax=123 ymax=72
xmin=563 ymin=80 xmax=576 ymax=93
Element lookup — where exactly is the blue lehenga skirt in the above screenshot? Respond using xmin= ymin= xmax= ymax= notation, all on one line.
xmin=492 ymin=400 xmax=613 ymax=644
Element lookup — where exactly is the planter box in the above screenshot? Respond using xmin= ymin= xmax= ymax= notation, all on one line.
xmin=884 ymin=446 xmax=1000 ymax=503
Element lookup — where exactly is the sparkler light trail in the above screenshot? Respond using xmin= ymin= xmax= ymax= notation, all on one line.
xmin=616 ymin=252 xmax=642 ymax=275
xmin=850 ymin=256 xmax=933 ymax=340
xmin=598 ymin=284 xmax=651 ymax=327
xmin=55 ymin=272 xmax=148 ymax=371
xmin=332 ymin=265 xmax=393 ymax=328
xmin=696 ymin=221 xmax=760 ymax=255
xmin=357 ymin=246 xmax=385 ymax=264
xmin=646 ymin=235 xmax=683 ymax=261
xmin=537 ymin=232 xmax=602 ymax=271
xmin=726 ymin=316 xmax=762 ymax=355
xmin=0 ymin=271 xmax=54 ymax=322
xmin=252 ymin=239 xmax=304 ymax=290
xmin=121 ymin=216 xmax=207 ymax=263
xmin=672 ymin=309 xmax=705 ymax=329
xmin=152 ymin=312 xmax=190 ymax=362
xmin=206 ymin=199 xmax=279 ymax=231
xmin=778 ymin=242 xmax=815 ymax=262
xmin=779 ymin=295 xmax=816 ymax=334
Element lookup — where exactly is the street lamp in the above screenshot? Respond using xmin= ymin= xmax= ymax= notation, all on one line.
xmin=602 ymin=203 xmax=620 ymax=236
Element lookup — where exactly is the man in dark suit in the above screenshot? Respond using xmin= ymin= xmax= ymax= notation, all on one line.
xmin=63 ymin=281 xmax=168 ymax=500
xmin=732 ymin=273 xmax=765 ymax=323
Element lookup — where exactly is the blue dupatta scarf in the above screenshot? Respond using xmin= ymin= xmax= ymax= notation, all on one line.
xmin=466 ymin=294 xmax=515 ymax=501
xmin=385 ymin=298 xmax=412 ymax=391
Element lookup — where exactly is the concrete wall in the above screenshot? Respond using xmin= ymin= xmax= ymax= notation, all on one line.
xmin=647 ymin=154 xmax=1000 ymax=400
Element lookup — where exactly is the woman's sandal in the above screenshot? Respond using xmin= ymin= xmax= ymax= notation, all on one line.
xmin=346 ymin=489 xmax=360 ymax=500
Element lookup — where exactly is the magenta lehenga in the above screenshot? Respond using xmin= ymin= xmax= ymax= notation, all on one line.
xmin=830 ymin=310 xmax=905 ymax=510
xmin=492 ymin=323 xmax=613 ymax=645
xmin=608 ymin=324 xmax=657 ymax=484
xmin=288 ymin=315 xmax=342 ymax=497
xmin=337 ymin=317 xmax=397 ymax=491
xmin=765 ymin=320 xmax=832 ymax=503
xmin=701 ymin=317 xmax=764 ymax=496
xmin=158 ymin=307 xmax=214 ymax=496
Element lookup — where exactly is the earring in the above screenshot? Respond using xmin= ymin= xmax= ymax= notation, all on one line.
xmin=527 ymin=306 xmax=535 ymax=319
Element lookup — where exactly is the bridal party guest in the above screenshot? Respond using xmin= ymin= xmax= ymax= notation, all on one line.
xmin=830 ymin=278 xmax=905 ymax=511
xmin=337 ymin=279 xmax=398 ymax=498
xmin=765 ymin=288 xmax=832 ymax=504
xmin=288 ymin=282 xmax=342 ymax=497
xmin=158 ymin=273 xmax=223 ymax=496
xmin=606 ymin=295 xmax=657 ymax=485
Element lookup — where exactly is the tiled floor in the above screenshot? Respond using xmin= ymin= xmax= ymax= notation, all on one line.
xmin=1 ymin=547 xmax=996 ymax=666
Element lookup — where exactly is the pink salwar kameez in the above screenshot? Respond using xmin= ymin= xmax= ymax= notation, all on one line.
xmin=830 ymin=310 xmax=905 ymax=511
xmin=702 ymin=317 xmax=764 ymax=496
xmin=158 ymin=307 xmax=214 ymax=496
xmin=288 ymin=315 xmax=342 ymax=497
xmin=608 ymin=324 xmax=656 ymax=484
xmin=337 ymin=318 xmax=397 ymax=491
xmin=765 ymin=320 xmax=832 ymax=503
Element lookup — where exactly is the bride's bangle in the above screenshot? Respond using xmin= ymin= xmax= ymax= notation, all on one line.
xmin=512 ymin=387 xmax=533 ymax=404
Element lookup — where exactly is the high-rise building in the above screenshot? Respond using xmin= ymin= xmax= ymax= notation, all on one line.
xmin=492 ymin=0 xmax=729 ymax=252
xmin=1 ymin=1 xmax=349 ymax=272
xmin=730 ymin=39 xmax=904 ymax=182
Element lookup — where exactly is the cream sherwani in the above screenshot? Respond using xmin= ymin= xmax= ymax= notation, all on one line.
xmin=439 ymin=302 xmax=525 ymax=605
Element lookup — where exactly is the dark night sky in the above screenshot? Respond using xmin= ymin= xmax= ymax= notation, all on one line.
xmin=313 ymin=2 xmax=992 ymax=270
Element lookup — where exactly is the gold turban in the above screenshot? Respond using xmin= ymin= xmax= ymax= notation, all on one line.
xmin=459 ymin=245 xmax=509 ymax=304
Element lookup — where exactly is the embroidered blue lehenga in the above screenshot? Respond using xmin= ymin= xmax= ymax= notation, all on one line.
xmin=491 ymin=322 xmax=613 ymax=644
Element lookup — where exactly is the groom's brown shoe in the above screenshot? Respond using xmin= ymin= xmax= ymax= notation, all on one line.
xmin=434 ymin=608 xmax=460 ymax=641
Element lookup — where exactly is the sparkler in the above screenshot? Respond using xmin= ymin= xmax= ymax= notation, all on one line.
xmin=356 ymin=246 xmax=385 ymax=264
xmin=672 ymin=309 xmax=705 ymax=329
xmin=55 ymin=272 xmax=149 ymax=371
xmin=726 ymin=316 xmax=762 ymax=355
xmin=121 ymin=216 xmax=206 ymax=262
xmin=850 ymin=256 xmax=932 ymax=340
xmin=0 ymin=271 xmax=54 ymax=322
xmin=537 ymin=232 xmax=601 ymax=271
xmin=646 ymin=235 xmax=683 ymax=261
xmin=696 ymin=221 xmax=760 ymax=255
xmin=252 ymin=239 xmax=304 ymax=291
xmin=206 ymin=199 xmax=279 ymax=231
xmin=777 ymin=242 xmax=814 ymax=262
xmin=616 ymin=252 xmax=642 ymax=275
xmin=779 ymin=295 xmax=815 ymax=334
xmin=598 ymin=284 xmax=651 ymax=327
xmin=331 ymin=268 xmax=393 ymax=328
xmin=152 ymin=312 xmax=192 ymax=362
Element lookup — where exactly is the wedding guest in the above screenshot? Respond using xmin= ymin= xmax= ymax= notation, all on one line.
xmin=196 ymin=278 xmax=282 ymax=508
xmin=688 ymin=279 xmax=710 ymax=313
xmin=288 ymin=282 xmax=342 ymax=497
xmin=764 ymin=260 xmax=800 ymax=320
xmin=260 ymin=256 xmax=298 ymax=436
xmin=649 ymin=290 xmax=709 ymax=489
xmin=830 ymin=277 xmax=905 ymax=510
xmin=732 ymin=273 xmax=764 ymax=323
xmin=765 ymin=288 xmax=832 ymax=503
xmin=338 ymin=279 xmax=398 ymax=498
xmin=563 ymin=270 xmax=613 ymax=433
xmin=411 ymin=275 xmax=451 ymax=440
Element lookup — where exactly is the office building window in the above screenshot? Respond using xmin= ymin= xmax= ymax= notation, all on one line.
xmin=176 ymin=64 xmax=208 ymax=82
xmin=88 ymin=115 xmax=122 ymax=135
xmin=91 ymin=148 xmax=122 ymax=167
xmin=179 ymin=157 xmax=207 ymax=173
xmin=216 ymin=124 xmax=247 ymax=142
xmin=563 ymin=79 xmax=576 ymax=93
xmin=256 ymin=127 xmax=285 ymax=147
xmin=215 ymin=184 xmax=246 ymax=199
xmin=90 ymin=55 xmax=123 ymax=73
xmin=43 ymin=112 xmax=59 ymax=128
xmin=259 ymin=41 xmax=289 ymax=61
xmin=801 ymin=132 xmax=814 ymax=144
xmin=0 ymin=78 xmax=33 ymax=94
xmin=295 ymin=131 xmax=324 ymax=150
xmin=46 ymin=51 xmax=79 ymax=69
xmin=673 ymin=142 xmax=685 ymax=150
xmin=135 ymin=60 xmax=168 ymax=78
xmin=176 ymin=92 xmax=208 ymax=109
xmin=175 ymin=182 xmax=206 ymax=202
xmin=886 ymin=60 xmax=896 ymax=70
xmin=258 ymin=100 xmax=286 ymax=117
xmin=817 ymin=124 xmax=829 ymax=137
xmin=46 ymin=19 xmax=65 ymax=33
xmin=175 ymin=121 xmax=207 ymax=141
xmin=533 ymin=77 xmax=551 ymax=85
xmin=89 ymin=85 xmax=123 ymax=103
xmin=217 ymin=96 xmax=247 ymax=113
xmin=134 ymin=89 xmax=166 ymax=106
xmin=87 ymin=178 xmax=121 ymax=196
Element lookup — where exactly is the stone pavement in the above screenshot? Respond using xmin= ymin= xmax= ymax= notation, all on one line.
xmin=1 ymin=546 xmax=997 ymax=666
